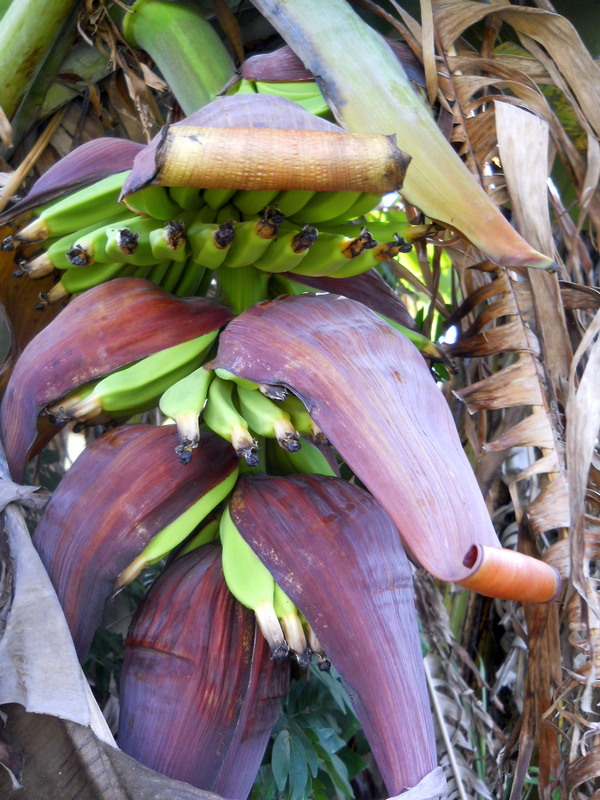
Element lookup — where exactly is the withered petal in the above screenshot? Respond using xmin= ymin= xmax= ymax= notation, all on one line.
xmin=121 ymin=95 xmax=341 ymax=197
xmin=230 ymin=473 xmax=438 ymax=796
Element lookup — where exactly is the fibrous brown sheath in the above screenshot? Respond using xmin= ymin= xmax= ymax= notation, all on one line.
xmin=209 ymin=293 xmax=560 ymax=601
xmin=134 ymin=126 xmax=409 ymax=193
xmin=230 ymin=474 xmax=440 ymax=797
xmin=117 ymin=544 xmax=289 ymax=796
xmin=0 ymin=277 xmax=232 ymax=481
xmin=33 ymin=426 xmax=239 ymax=660
xmin=120 ymin=94 xmax=410 ymax=198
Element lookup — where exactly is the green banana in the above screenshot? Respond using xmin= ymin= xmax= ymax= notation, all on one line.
xmin=253 ymin=224 xmax=318 ymax=273
xmin=273 ymin=582 xmax=310 ymax=665
xmin=104 ymin=216 xmax=171 ymax=266
xmin=279 ymin=392 xmax=328 ymax=443
xmin=159 ymin=365 xmax=214 ymax=463
xmin=214 ymin=264 xmax=270 ymax=316
xmin=148 ymin=219 xmax=188 ymax=262
xmin=120 ymin=0 xmax=236 ymax=117
xmin=202 ymin=188 xmax=236 ymax=210
xmin=168 ymin=186 xmax=204 ymax=210
xmin=21 ymin=213 xmax=131 ymax=276
xmin=158 ymin=257 xmax=188 ymax=294
xmin=215 ymin=203 xmax=241 ymax=224
xmin=116 ymin=465 xmax=239 ymax=587
xmin=264 ymin=436 xmax=336 ymax=478
xmin=219 ymin=503 xmax=288 ymax=659
xmin=123 ymin=184 xmax=182 ymax=220
xmin=64 ymin=332 xmax=220 ymax=421
xmin=288 ymin=226 xmax=377 ymax=277
xmin=46 ymin=380 xmax=100 ymax=423
xmin=236 ymin=385 xmax=300 ymax=451
xmin=5 ymin=170 xmax=129 ymax=245
xmin=173 ymin=257 xmax=207 ymax=297
xmin=305 ymin=622 xmax=331 ymax=670
xmin=214 ymin=367 xmax=261 ymax=392
xmin=289 ymin=190 xmax=362 ymax=225
xmin=188 ymin=220 xmax=236 ymax=269
xmin=331 ymin=234 xmax=413 ymax=279
xmin=38 ymin=261 xmax=129 ymax=306
xmin=254 ymin=79 xmax=330 ymax=117
xmin=203 ymin=376 xmax=259 ymax=466
xmin=192 ymin=203 xmax=219 ymax=223
xmin=176 ymin=516 xmax=220 ymax=557
xmin=232 ymin=188 xmax=280 ymax=217
xmin=324 ymin=191 xmax=383 ymax=224
xmin=269 ymin=189 xmax=316 ymax=217
xmin=222 ymin=208 xmax=285 ymax=269
xmin=146 ymin=261 xmax=172 ymax=285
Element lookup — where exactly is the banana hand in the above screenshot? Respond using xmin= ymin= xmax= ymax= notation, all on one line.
xmin=117 ymin=463 xmax=239 ymax=586
xmin=65 ymin=331 xmax=219 ymax=421
xmin=219 ymin=503 xmax=288 ymax=659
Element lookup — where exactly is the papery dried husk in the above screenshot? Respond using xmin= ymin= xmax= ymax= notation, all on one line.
xmin=119 ymin=94 xmax=409 ymax=197
xmin=117 ymin=544 xmax=289 ymax=796
xmin=33 ymin=426 xmax=238 ymax=660
xmin=209 ymin=293 xmax=559 ymax=601
xmin=229 ymin=474 xmax=441 ymax=797
xmin=123 ymin=126 xmax=409 ymax=195
xmin=0 ymin=277 xmax=232 ymax=481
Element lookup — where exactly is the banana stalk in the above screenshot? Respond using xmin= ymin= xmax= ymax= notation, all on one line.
xmin=121 ymin=0 xmax=236 ymax=116
xmin=208 ymin=293 xmax=560 ymax=602
xmin=33 ymin=426 xmax=239 ymax=660
xmin=251 ymin=0 xmax=552 ymax=269
xmin=0 ymin=0 xmax=79 ymax=122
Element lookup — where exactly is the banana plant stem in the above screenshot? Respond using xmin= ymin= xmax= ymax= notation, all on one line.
xmin=0 ymin=0 xmax=81 ymax=122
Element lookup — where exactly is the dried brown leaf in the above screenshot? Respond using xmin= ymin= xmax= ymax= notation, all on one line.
xmin=455 ymin=356 xmax=545 ymax=411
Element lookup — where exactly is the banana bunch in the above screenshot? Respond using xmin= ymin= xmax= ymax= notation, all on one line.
xmin=46 ymin=330 xmax=219 ymax=426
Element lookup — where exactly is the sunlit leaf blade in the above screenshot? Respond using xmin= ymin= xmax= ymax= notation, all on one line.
xmin=0 ymin=277 xmax=232 ymax=481
xmin=0 ymin=139 xmax=143 ymax=224
xmin=210 ymin=293 xmax=559 ymax=601
xmin=229 ymin=474 xmax=440 ymax=797
xmin=118 ymin=544 xmax=289 ymax=795
xmin=251 ymin=0 xmax=553 ymax=268
xmin=33 ymin=426 xmax=238 ymax=661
